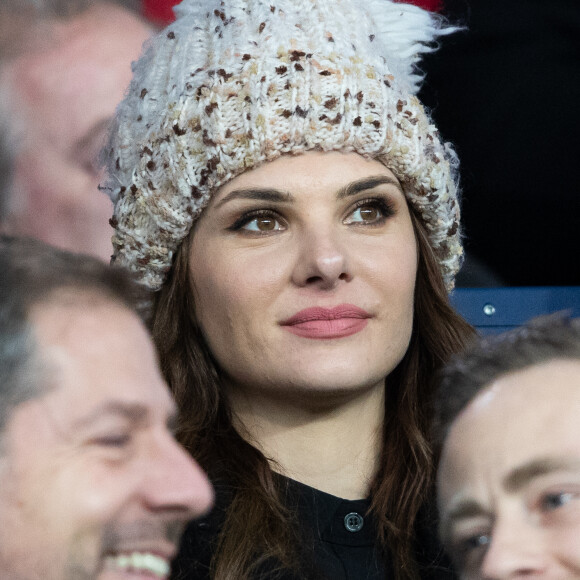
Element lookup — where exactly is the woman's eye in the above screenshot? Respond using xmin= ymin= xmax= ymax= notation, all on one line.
xmin=243 ymin=216 xmax=283 ymax=232
xmin=230 ymin=211 xmax=286 ymax=234
xmin=344 ymin=199 xmax=393 ymax=225
xmin=355 ymin=206 xmax=381 ymax=222
xmin=541 ymin=492 xmax=575 ymax=511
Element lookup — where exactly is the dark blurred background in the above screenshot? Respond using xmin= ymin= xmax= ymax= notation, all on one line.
xmin=420 ymin=0 xmax=580 ymax=286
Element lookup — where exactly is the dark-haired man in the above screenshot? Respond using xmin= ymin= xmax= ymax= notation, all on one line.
xmin=435 ymin=315 xmax=580 ymax=579
xmin=0 ymin=236 xmax=213 ymax=579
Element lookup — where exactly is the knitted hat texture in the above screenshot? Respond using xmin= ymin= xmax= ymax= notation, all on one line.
xmin=103 ymin=0 xmax=463 ymax=292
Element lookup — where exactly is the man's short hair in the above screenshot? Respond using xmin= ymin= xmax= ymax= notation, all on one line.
xmin=0 ymin=0 xmax=141 ymax=59
xmin=0 ymin=0 xmax=140 ymax=21
xmin=432 ymin=313 xmax=580 ymax=448
xmin=0 ymin=236 xmax=145 ymax=432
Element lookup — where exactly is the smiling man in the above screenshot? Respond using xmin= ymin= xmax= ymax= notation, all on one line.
xmin=434 ymin=315 xmax=580 ymax=579
xmin=0 ymin=236 xmax=213 ymax=580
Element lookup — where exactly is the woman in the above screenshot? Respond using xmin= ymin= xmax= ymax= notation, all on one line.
xmin=102 ymin=0 xmax=473 ymax=578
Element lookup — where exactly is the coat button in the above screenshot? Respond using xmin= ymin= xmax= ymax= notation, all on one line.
xmin=344 ymin=512 xmax=364 ymax=532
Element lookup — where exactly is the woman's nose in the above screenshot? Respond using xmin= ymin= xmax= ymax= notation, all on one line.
xmin=291 ymin=226 xmax=352 ymax=290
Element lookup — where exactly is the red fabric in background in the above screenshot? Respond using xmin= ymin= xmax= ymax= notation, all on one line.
xmin=142 ymin=0 xmax=179 ymax=25
xmin=397 ymin=0 xmax=442 ymax=11
xmin=142 ymin=0 xmax=442 ymax=26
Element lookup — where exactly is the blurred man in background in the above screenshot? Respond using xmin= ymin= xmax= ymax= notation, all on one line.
xmin=0 ymin=1 xmax=153 ymax=260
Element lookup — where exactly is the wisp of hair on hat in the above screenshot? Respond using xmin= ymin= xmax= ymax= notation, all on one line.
xmin=103 ymin=0 xmax=463 ymax=292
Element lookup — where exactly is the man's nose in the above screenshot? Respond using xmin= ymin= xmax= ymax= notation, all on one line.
xmin=141 ymin=433 xmax=214 ymax=520
xmin=481 ymin=514 xmax=548 ymax=579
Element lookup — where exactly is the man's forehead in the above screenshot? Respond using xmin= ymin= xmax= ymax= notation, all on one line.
xmin=27 ymin=295 xmax=174 ymax=419
xmin=439 ymin=358 xmax=580 ymax=501
xmin=456 ymin=358 xmax=580 ymax=426
xmin=29 ymin=292 xmax=129 ymax=343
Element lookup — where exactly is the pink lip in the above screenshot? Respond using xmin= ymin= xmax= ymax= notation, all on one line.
xmin=280 ymin=305 xmax=371 ymax=339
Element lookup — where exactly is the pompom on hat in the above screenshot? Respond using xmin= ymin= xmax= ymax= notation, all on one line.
xmin=103 ymin=0 xmax=463 ymax=292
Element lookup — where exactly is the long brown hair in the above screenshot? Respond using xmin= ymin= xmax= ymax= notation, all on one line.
xmin=152 ymin=202 xmax=474 ymax=580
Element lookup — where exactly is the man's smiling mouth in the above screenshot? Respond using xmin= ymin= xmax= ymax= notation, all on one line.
xmin=104 ymin=552 xmax=171 ymax=578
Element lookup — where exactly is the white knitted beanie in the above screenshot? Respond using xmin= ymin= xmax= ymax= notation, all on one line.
xmin=103 ymin=0 xmax=463 ymax=292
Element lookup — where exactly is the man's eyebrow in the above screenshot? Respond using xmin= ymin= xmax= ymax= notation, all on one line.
xmin=71 ymin=401 xmax=149 ymax=429
xmin=503 ymin=457 xmax=580 ymax=493
xmin=214 ymin=188 xmax=293 ymax=208
xmin=337 ymin=175 xmax=403 ymax=198
xmin=439 ymin=498 xmax=490 ymax=545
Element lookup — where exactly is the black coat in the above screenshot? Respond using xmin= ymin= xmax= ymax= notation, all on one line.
xmin=171 ymin=477 xmax=456 ymax=580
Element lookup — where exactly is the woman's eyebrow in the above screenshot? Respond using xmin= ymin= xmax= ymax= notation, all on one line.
xmin=337 ymin=175 xmax=403 ymax=198
xmin=214 ymin=174 xmax=402 ymax=209
xmin=214 ymin=188 xmax=293 ymax=208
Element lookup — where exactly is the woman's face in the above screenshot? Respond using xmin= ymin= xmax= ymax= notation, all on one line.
xmin=188 ymin=151 xmax=417 ymax=399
